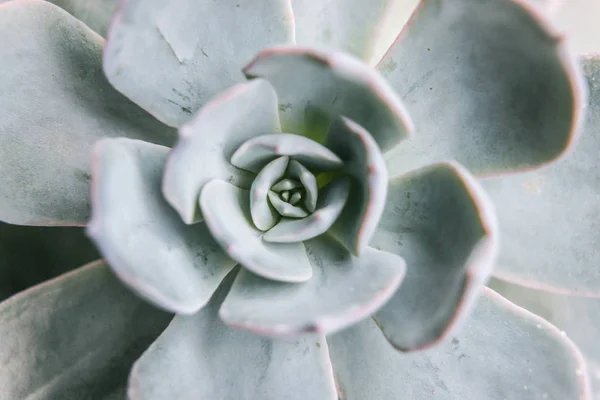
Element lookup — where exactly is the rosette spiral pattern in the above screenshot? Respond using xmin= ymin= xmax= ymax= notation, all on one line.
xmin=0 ymin=1 xmax=593 ymax=399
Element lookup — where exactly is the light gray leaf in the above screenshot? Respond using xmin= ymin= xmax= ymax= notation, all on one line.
xmin=219 ymin=235 xmax=405 ymax=336
xmin=128 ymin=269 xmax=337 ymax=400
xmin=481 ymin=55 xmax=600 ymax=296
xmin=103 ymin=0 xmax=294 ymax=127
xmin=163 ymin=79 xmax=281 ymax=224
xmin=0 ymin=0 xmax=175 ymax=226
xmin=372 ymin=162 xmax=497 ymax=350
xmin=88 ymin=139 xmax=236 ymax=314
xmin=200 ymin=179 xmax=312 ymax=282
xmin=328 ymin=288 xmax=591 ymax=399
xmin=380 ymin=0 xmax=587 ymax=176
xmin=0 ymin=261 xmax=172 ymax=399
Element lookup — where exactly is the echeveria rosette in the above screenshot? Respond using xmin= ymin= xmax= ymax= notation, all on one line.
xmin=0 ymin=0 xmax=595 ymax=399
xmin=88 ymin=46 xmax=483 ymax=341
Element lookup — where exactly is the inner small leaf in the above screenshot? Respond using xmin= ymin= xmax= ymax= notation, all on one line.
xmin=267 ymin=191 xmax=308 ymax=218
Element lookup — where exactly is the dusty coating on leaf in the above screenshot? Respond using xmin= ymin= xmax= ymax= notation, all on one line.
xmin=484 ymin=287 xmax=593 ymax=399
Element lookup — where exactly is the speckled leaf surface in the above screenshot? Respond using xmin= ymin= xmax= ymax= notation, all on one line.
xmin=244 ymin=47 xmax=413 ymax=151
xmin=0 ymin=0 xmax=175 ymax=226
xmin=0 ymin=222 xmax=100 ymax=300
xmin=379 ymin=0 xmax=586 ymax=177
xmin=481 ymin=55 xmax=600 ymax=296
xmin=163 ymin=79 xmax=281 ymax=224
xmin=371 ymin=162 xmax=497 ymax=350
xmin=103 ymin=0 xmax=294 ymax=128
xmin=88 ymin=139 xmax=236 ymax=314
xmin=328 ymin=288 xmax=590 ymax=400
xmin=0 ymin=261 xmax=172 ymax=399
xmin=219 ymin=235 xmax=405 ymax=336
xmin=291 ymin=0 xmax=405 ymax=63
xmin=48 ymin=0 xmax=119 ymax=37
xmin=129 ymin=270 xmax=337 ymax=400
xmin=490 ymin=277 xmax=600 ymax=398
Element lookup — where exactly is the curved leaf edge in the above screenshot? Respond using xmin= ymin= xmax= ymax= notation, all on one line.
xmin=376 ymin=160 xmax=499 ymax=352
xmin=378 ymin=0 xmax=588 ymax=178
xmin=0 ymin=258 xmax=106 ymax=307
xmin=492 ymin=270 xmax=600 ymax=299
xmin=483 ymin=287 xmax=593 ymax=399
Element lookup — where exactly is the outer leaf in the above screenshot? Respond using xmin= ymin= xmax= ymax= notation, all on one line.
xmin=200 ymin=180 xmax=312 ymax=282
xmin=325 ymin=116 xmax=388 ymax=255
xmin=103 ymin=0 xmax=294 ymax=127
xmin=219 ymin=235 xmax=405 ymax=336
xmin=0 ymin=222 xmax=99 ymax=300
xmin=87 ymin=139 xmax=236 ymax=314
xmin=128 ymin=269 xmax=337 ymax=400
xmin=0 ymin=0 xmax=119 ymax=37
xmin=481 ymin=55 xmax=600 ymax=296
xmin=490 ymin=277 xmax=600 ymax=398
xmin=328 ymin=288 xmax=591 ymax=400
xmin=244 ymin=46 xmax=413 ymax=151
xmin=291 ymin=0 xmax=409 ymax=63
xmin=0 ymin=260 xmax=172 ymax=399
xmin=379 ymin=0 xmax=587 ymax=176
xmin=49 ymin=0 xmax=119 ymax=37
xmin=163 ymin=79 xmax=281 ymax=224
xmin=371 ymin=162 xmax=497 ymax=351
xmin=0 ymin=0 xmax=175 ymax=226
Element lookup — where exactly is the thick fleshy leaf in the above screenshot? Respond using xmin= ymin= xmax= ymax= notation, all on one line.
xmin=481 ymin=55 xmax=600 ymax=296
xmin=490 ymin=277 xmax=600 ymax=398
xmin=326 ymin=117 xmax=387 ymax=255
xmin=379 ymin=0 xmax=587 ymax=176
xmin=87 ymin=139 xmax=236 ymax=314
xmin=49 ymin=0 xmax=119 ymax=37
xmin=0 ymin=261 xmax=172 ymax=399
xmin=129 ymin=269 xmax=337 ymax=400
xmin=289 ymin=191 xmax=302 ymax=205
xmin=272 ymin=179 xmax=303 ymax=192
xmin=200 ymin=180 xmax=312 ymax=282
xmin=371 ymin=162 xmax=497 ymax=351
xmin=291 ymin=0 xmax=410 ymax=63
xmin=244 ymin=46 xmax=413 ymax=151
xmin=250 ymin=156 xmax=289 ymax=231
xmin=328 ymin=288 xmax=591 ymax=400
xmin=268 ymin=191 xmax=308 ymax=218
xmin=0 ymin=222 xmax=100 ymax=300
xmin=0 ymin=0 xmax=120 ymax=37
xmin=231 ymin=133 xmax=343 ymax=174
xmin=287 ymin=160 xmax=319 ymax=212
xmin=219 ymin=235 xmax=405 ymax=336
xmin=263 ymin=177 xmax=350 ymax=243
xmin=0 ymin=0 xmax=175 ymax=226
xmin=163 ymin=79 xmax=281 ymax=224
xmin=103 ymin=0 xmax=294 ymax=127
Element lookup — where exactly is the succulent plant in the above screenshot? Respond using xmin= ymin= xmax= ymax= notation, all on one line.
xmin=0 ymin=0 xmax=598 ymax=399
